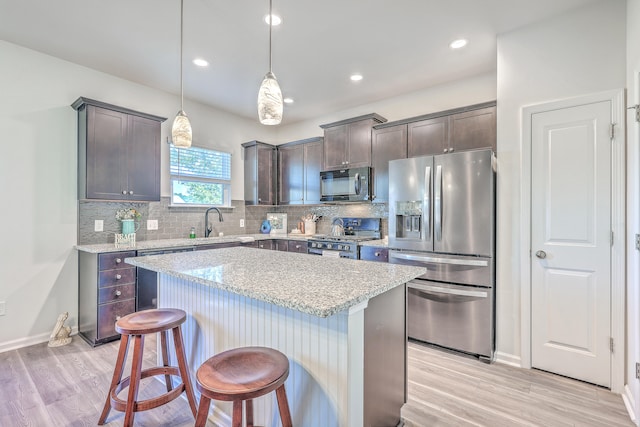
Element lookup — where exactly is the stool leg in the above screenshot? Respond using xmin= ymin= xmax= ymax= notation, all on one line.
xmin=245 ymin=399 xmax=253 ymax=427
xmin=194 ymin=395 xmax=212 ymax=427
xmin=160 ymin=329 xmax=173 ymax=392
xmin=98 ymin=334 xmax=130 ymax=425
xmin=123 ymin=334 xmax=144 ymax=427
xmin=275 ymin=384 xmax=293 ymax=427
xmin=232 ymin=400 xmax=243 ymax=427
xmin=171 ymin=325 xmax=198 ymax=418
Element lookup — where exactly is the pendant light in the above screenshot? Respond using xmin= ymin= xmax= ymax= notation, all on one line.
xmin=257 ymin=0 xmax=283 ymax=125
xmin=172 ymin=0 xmax=192 ymax=147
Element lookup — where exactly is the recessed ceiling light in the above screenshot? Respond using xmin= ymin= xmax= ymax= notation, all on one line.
xmin=350 ymin=74 xmax=363 ymax=82
xmin=449 ymin=39 xmax=468 ymax=49
xmin=264 ymin=14 xmax=282 ymax=26
xmin=193 ymin=58 xmax=209 ymax=67
xmin=283 ymin=97 xmax=294 ymax=104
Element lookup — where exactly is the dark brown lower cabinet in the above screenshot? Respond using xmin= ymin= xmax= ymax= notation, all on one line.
xmin=79 ymin=250 xmax=137 ymax=346
xmin=287 ymin=240 xmax=308 ymax=254
xmin=275 ymin=240 xmax=289 ymax=251
xmin=359 ymin=246 xmax=389 ymax=262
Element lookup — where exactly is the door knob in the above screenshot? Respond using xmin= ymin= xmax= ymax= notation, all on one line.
xmin=535 ymin=250 xmax=547 ymax=259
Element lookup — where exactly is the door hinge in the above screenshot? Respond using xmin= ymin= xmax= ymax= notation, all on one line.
xmin=610 ymin=337 xmax=614 ymax=353
xmin=636 ymin=362 xmax=640 ymax=379
xmin=629 ymin=104 xmax=640 ymax=123
xmin=609 ymin=123 xmax=615 ymax=140
xmin=636 ymin=234 xmax=640 ymax=251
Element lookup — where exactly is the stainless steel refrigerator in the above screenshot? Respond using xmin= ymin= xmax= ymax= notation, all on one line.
xmin=388 ymin=149 xmax=495 ymax=360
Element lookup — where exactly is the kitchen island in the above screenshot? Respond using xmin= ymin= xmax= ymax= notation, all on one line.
xmin=125 ymin=247 xmax=425 ymax=427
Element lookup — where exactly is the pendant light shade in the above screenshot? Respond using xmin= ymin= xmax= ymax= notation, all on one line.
xmin=257 ymin=0 xmax=283 ymax=125
xmin=172 ymin=0 xmax=192 ymax=147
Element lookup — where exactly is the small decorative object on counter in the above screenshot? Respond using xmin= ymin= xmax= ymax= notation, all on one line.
xmin=190 ymin=227 xmax=196 ymax=238
xmin=116 ymin=208 xmax=141 ymax=235
xmin=266 ymin=213 xmax=287 ymax=235
xmin=260 ymin=220 xmax=271 ymax=234
xmin=115 ymin=232 xmax=136 ymax=248
xmin=302 ymin=213 xmax=320 ymax=235
xmin=48 ymin=312 xmax=72 ymax=347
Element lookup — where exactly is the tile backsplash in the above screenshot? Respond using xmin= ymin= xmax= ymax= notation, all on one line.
xmin=78 ymin=198 xmax=389 ymax=245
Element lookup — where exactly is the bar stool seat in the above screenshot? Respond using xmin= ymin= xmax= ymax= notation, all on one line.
xmin=98 ymin=308 xmax=197 ymax=427
xmin=195 ymin=346 xmax=293 ymax=427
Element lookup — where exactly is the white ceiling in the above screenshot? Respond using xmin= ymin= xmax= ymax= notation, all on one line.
xmin=0 ymin=0 xmax=599 ymax=125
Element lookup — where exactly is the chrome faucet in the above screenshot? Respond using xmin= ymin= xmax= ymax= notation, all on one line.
xmin=204 ymin=207 xmax=224 ymax=237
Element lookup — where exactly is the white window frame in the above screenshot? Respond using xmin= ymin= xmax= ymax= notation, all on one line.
xmin=170 ymin=145 xmax=232 ymax=207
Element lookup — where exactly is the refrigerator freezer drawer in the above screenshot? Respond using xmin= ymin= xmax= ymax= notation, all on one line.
xmin=389 ymin=250 xmax=493 ymax=287
xmin=408 ymin=280 xmax=494 ymax=358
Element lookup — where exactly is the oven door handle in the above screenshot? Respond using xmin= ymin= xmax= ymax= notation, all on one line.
xmin=408 ymin=281 xmax=488 ymax=298
xmin=389 ymin=251 xmax=489 ymax=267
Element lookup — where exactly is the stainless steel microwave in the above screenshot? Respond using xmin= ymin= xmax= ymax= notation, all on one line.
xmin=320 ymin=167 xmax=372 ymax=202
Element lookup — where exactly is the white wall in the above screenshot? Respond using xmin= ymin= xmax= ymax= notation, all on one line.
xmin=495 ymin=0 xmax=626 ymax=365
xmin=0 ymin=40 xmax=272 ymax=350
xmin=275 ymin=73 xmax=496 ymax=144
xmin=625 ymin=0 xmax=640 ymax=422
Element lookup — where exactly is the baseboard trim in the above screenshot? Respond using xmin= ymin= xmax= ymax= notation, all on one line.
xmin=0 ymin=327 xmax=79 ymax=354
xmin=494 ymin=351 xmax=521 ymax=368
xmin=622 ymin=384 xmax=639 ymax=426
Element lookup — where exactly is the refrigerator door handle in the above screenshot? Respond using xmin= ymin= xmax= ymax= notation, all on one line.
xmin=389 ymin=251 xmax=489 ymax=266
xmin=408 ymin=281 xmax=488 ymax=298
xmin=434 ymin=165 xmax=442 ymax=241
xmin=424 ymin=166 xmax=431 ymax=241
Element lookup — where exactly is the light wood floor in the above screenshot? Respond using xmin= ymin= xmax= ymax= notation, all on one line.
xmin=0 ymin=336 xmax=633 ymax=426
xmin=403 ymin=341 xmax=634 ymax=427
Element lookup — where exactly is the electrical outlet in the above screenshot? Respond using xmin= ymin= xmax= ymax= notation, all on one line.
xmin=636 ymin=362 xmax=640 ymax=380
xmin=147 ymin=220 xmax=158 ymax=230
xmin=94 ymin=220 xmax=103 ymax=232
xmin=0 ymin=301 xmax=5 ymax=316
xmin=240 ymin=219 xmax=245 ymax=228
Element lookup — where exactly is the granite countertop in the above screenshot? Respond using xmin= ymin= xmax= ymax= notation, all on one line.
xmin=125 ymin=247 xmax=425 ymax=318
xmin=359 ymin=238 xmax=389 ymax=248
xmin=75 ymin=233 xmax=312 ymax=254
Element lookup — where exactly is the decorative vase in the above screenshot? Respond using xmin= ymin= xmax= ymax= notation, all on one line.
xmin=260 ymin=220 xmax=271 ymax=234
xmin=121 ymin=219 xmax=138 ymax=235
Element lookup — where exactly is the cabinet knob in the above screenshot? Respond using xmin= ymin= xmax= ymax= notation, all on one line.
xmin=122 ymin=190 xmax=127 ymax=195
xmin=295 ymin=245 xmax=301 ymax=249
xmin=375 ymin=252 xmax=381 ymax=257
xmin=115 ymin=258 xmax=122 ymax=264
xmin=449 ymin=148 xmax=454 ymax=153
xmin=116 ymin=316 xmax=121 ymax=321
xmin=115 ymin=290 xmax=122 ymax=297
xmin=115 ymin=274 xmax=122 ymax=280
xmin=129 ymin=190 xmax=134 ymax=195
xmin=258 ymin=198 xmax=262 ymax=202
xmin=443 ymin=148 xmax=448 ymax=153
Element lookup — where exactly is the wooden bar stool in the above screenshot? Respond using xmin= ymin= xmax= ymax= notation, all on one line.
xmin=98 ymin=308 xmax=197 ymax=427
xmin=195 ymin=346 xmax=293 ymax=427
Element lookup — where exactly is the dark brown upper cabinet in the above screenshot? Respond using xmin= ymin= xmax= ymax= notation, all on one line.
xmin=371 ymin=124 xmax=407 ymax=203
xmin=407 ymin=103 xmax=496 ymax=157
xmin=278 ymin=137 xmax=323 ymax=205
xmin=73 ymin=97 xmax=166 ymax=201
xmin=242 ymin=140 xmax=277 ymax=205
xmin=320 ymin=113 xmax=387 ymax=171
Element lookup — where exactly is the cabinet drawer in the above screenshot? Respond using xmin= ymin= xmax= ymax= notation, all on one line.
xmin=99 ymin=268 xmax=136 ymax=288
xmin=97 ymin=299 xmax=135 ymax=340
xmin=98 ymin=251 xmax=136 ymax=270
xmin=359 ymin=246 xmax=389 ymax=262
xmin=98 ymin=283 xmax=136 ymax=305
xmin=287 ymin=240 xmax=307 ymax=253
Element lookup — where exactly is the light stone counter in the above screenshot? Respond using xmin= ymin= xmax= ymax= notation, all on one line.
xmin=359 ymin=238 xmax=389 ymax=248
xmin=124 ymin=246 xmax=424 ymax=426
xmin=75 ymin=233 xmax=311 ymax=254
xmin=124 ymin=246 xmax=424 ymax=318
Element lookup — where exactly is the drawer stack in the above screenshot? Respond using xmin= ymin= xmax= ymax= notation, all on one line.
xmin=79 ymin=250 xmax=136 ymax=346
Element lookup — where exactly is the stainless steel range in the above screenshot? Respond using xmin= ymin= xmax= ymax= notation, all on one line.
xmin=307 ymin=217 xmax=381 ymax=259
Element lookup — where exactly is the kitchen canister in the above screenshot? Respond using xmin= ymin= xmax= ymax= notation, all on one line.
xmin=304 ymin=220 xmax=316 ymax=235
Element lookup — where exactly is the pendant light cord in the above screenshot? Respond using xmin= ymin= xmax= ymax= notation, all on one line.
xmin=180 ymin=0 xmax=185 ymax=110
xmin=268 ymin=0 xmax=273 ymax=73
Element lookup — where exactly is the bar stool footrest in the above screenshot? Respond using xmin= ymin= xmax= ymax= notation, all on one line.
xmin=110 ymin=366 xmax=185 ymax=413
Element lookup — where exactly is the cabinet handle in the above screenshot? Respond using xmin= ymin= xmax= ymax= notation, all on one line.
xmin=375 ymin=252 xmax=381 ymax=257
xmin=115 ymin=258 xmax=122 ymax=264
xmin=116 ymin=316 xmax=121 ymax=321
xmin=115 ymin=290 xmax=122 ymax=297
xmin=295 ymin=245 xmax=301 ymax=249
xmin=258 ymin=198 xmax=262 ymax=202
xmin=115 ymin=274 xmax=122 ymax=280
xmin=122 ymin=190 xmax=127 ymax=195
xmin=129 ymin=190 xmax=134 ymax=195
xmin=443 ymin=148 xmax=448 ymax=153
xmin=449 ymin=148 xmax=454 ymax=153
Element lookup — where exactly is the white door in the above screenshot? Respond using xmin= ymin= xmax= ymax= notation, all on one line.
xmin=531 ymin=101 xmax=611 ymax=387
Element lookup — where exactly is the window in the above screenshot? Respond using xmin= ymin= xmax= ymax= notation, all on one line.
xmin=170 ymin=145 xmax=231 ymax=206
